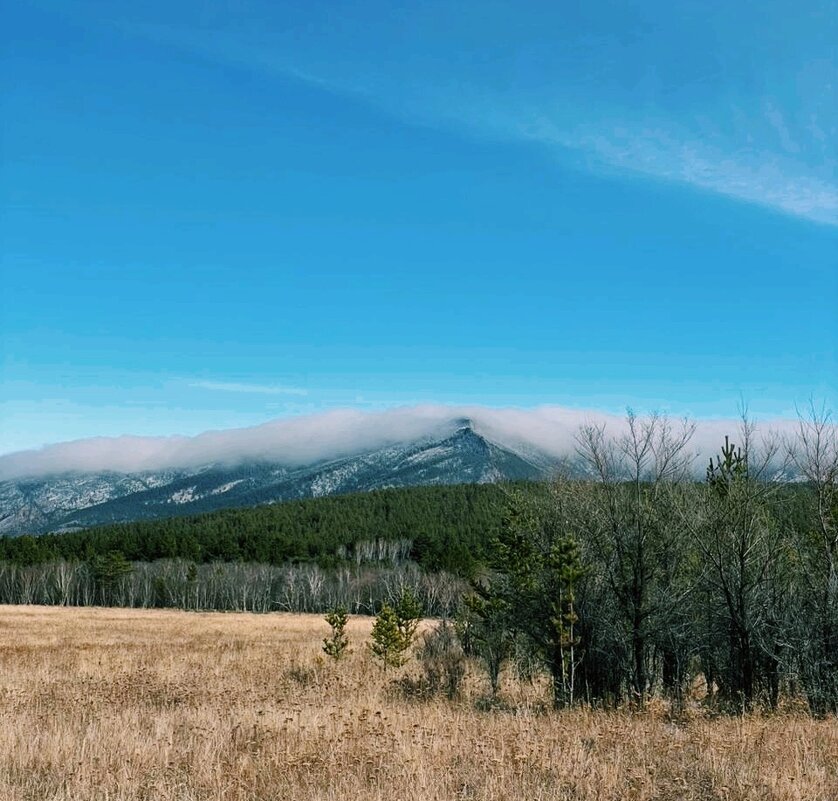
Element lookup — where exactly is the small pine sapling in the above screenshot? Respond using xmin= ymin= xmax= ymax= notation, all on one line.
xmin=322 ymin=606 xmax=350 ymax=661
xmin=393 ymin=587 xmax=423 ymax=648
xmin=368 ymin=588 xmax=424 ymax=671
xmin=369 ymin=603 xmax=407 ymax=671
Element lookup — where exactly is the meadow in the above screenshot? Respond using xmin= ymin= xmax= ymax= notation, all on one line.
xmin=0 ymin=605 xmax=836 ymax=801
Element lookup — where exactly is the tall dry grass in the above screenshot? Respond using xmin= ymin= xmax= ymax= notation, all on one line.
xmin=0 ymin=604 xmax=835 ymax=800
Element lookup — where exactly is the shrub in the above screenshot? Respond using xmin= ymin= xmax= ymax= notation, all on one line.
xmin=419 ymin=619 xmax=466 ymax=699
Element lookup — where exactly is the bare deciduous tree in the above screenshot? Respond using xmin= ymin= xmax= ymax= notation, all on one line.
xmin=786 ymin=403 xmax=838 ymax=715
xmin=572 ymin=412 xmax=696 ymax=704
xmin=687 ymin=416 xmax=788 ymax=709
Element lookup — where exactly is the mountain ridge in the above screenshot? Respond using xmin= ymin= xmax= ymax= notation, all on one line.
xmin=0 ymin=421 xmax=553 ymax=535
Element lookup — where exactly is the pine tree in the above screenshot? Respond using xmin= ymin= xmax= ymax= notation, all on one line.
xmin=460 ymin=590 xmax=510 ymax=697
xmin=369 ymin=604 xmax=407 ymax=671
xmin=481 ymin=491 xmax=585 ymax=707
xmin=91 ymin=550 xmax=133 ymax=606
xmin=322 ymin=606 xmax=350 ymax=660
xmin=369 ymin=588 xmax=423 ymax=671
xmin=393 ymin=587 xmax=422 ymax=646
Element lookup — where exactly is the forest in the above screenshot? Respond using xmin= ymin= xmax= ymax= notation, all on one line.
xmin=0 ymin=482 xmax=510 ymax=575
xmin=0 ymin=410 xmax=836 ymax=715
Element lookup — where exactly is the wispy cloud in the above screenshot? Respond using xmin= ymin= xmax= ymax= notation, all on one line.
xmin=65 ymin=2 xmax=833 ymax=227
xmin=123 ymin=15 xmax=837 ymax=227
xmin=516 ymin=115 xmax=838 ymax=225
xmin=189 ymin=380 xmax=308 ymax=397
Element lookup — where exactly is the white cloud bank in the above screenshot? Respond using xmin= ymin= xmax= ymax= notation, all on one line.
xmin=0 ymin=404 xmax=804 ymax=481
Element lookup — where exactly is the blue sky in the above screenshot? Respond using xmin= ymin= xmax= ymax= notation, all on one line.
xmin=1 ymin=0 xmax=836 ymax=454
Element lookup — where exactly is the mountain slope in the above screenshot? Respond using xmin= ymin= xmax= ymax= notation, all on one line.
xmin=0 ymin=421 xmax=551 ymax=535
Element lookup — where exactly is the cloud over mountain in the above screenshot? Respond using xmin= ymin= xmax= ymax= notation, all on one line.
xmin=0 ymin=404 xmax=801 ymax=481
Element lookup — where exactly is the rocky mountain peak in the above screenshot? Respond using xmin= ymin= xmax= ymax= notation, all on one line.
xmin=0 ymin=423 xmax=553 ymax=535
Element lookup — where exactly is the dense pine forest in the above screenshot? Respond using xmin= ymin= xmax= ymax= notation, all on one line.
xmin=0 ymin=483 xmax=515 ymax=576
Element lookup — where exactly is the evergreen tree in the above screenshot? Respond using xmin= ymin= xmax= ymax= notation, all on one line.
xmin=90 ymin=550 xmax=133 ymax=605
xmin=369 ymin=588 xmax=423 ymax=671
xmin=460 ymin=590 xmax=510 ymax=697
xmin=478 ymin=491 xmax=586 ymax=707
xmin=369 ymin=604 xmax=408 ymax=671
xmin=393 ymin=586 xmax=423 ymax=646
xmin=322 ymin=606 xmax=350 ymax=660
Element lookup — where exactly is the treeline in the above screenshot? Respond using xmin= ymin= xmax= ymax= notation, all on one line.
xmin=461 ymin=411 xmax=837 ymax=716
xmin=0 ymin=483 xmax=514 ymax=577
xmin=0 ymin=559 xmax=464 ymax=617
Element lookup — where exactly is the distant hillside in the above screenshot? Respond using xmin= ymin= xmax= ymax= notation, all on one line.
xmin=0 ymin=421 xmax=551 ymax=535
xmin=0 ymin=483 xmax=537 ymax=577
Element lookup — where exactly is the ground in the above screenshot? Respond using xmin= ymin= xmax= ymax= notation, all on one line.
xmin=0 ymin=605 xmax=836 ymax=800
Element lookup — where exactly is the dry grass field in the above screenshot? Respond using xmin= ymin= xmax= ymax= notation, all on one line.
xmin=0 ymin=605 xmax=836 ymax=801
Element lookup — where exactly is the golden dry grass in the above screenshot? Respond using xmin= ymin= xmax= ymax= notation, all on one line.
xmin=0 ymin=605 xmax=836 ymax=801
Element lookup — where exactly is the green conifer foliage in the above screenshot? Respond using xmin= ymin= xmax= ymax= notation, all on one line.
xmin=369 ymin=588 xmax=423 ymax=671
xmin=90 ymin=550 xmax=133 ymax=605
xmin=369 ymin=604 xmax=406 ymax=671
xmin=393 ymin=587 xmax=422 ymax=645
xmin=322 ymin=606 xmax=351 ymax=660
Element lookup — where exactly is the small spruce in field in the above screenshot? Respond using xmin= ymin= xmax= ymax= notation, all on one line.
xmin=322 ymin=606 xmax=350 ymax=661
xmin=393 ymin=587 xmax=423 ymax=646
xmin=369 ymin=588 xmax=424 ymax=671
xmin=369 ymin=604 xmax=405 ymax=671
